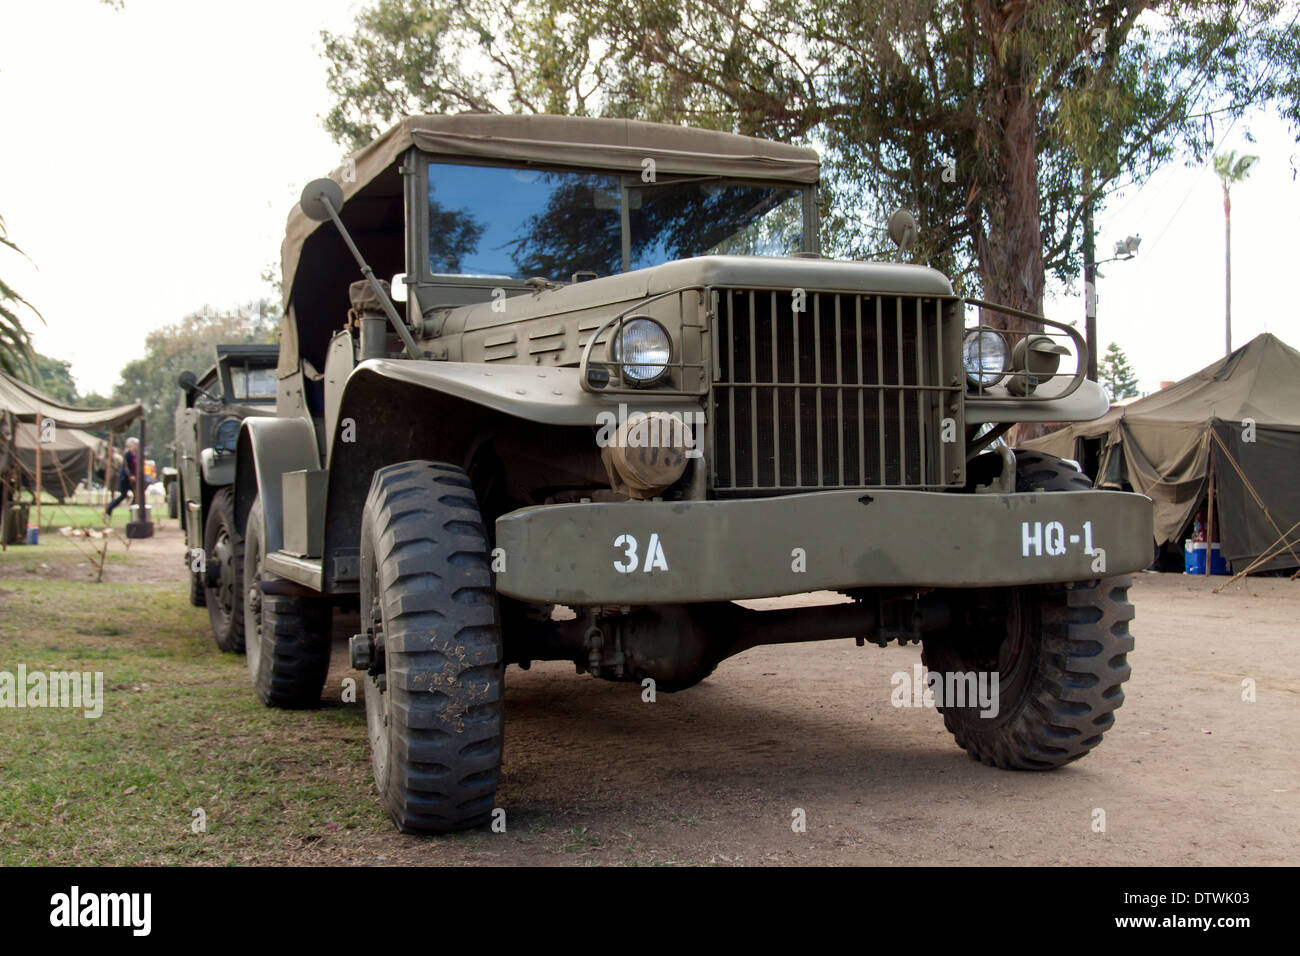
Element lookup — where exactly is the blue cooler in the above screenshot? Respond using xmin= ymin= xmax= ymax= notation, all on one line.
xmin=1184 ymin=541 xmax=1228 ymax=575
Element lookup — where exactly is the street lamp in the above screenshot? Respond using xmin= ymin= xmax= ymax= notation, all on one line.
xmin=1085 ymin=233 xmax=1141 ymax=380
xmin=1107 ymin=234 xmax=1141 ymax=263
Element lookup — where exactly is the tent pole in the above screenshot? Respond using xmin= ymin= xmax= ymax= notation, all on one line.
xmin=104 ymin=431 xmax=115 ymax=514
xmin=1205 ymin=441 xmax=1215 ymax=577
xmin=34 ymin=422 xmax=42 ymax=533
xmin=0 ymin=465 xmax=8 ymax=552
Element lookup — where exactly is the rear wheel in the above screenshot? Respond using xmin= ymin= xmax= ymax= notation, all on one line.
xmin=203 ymin=488 xmax=243 ymax=652
xmin=359 ymin=460 xmax=504 ymax=833
xmin=243 ymin=496 xmax=331 ymax=707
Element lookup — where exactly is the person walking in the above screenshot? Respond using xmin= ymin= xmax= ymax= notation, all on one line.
xmin=105 ymin=436 xmax=139 ymax=520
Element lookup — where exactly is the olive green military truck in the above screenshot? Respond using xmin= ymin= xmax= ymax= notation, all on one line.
xmin=234 ymin=115 xmax=1152 ymax=833
xmin=174 ymin=343 xmax=279 ymax=651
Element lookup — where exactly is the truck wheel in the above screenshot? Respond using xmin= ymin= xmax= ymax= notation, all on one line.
xmin=167 ymin=481 xmax=179 ymax=519
xmin=203 ymin=488 xmax=244 ymax=652
xmin=359 ymin=460 xmax=504 ymax=833
xmin=923 ymin=450 xmax=1131 ymax=769
xmin=243 ymin=495 xmax=331 ymax=707
xmin=921 ymin=577 xmax=1134 ymax=769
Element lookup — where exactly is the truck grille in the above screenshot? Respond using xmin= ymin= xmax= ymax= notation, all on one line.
xmin=710 ymin=289 xmax=961 ymax=494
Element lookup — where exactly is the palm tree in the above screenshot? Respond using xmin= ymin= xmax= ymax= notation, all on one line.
xmin=1213 ymin=151 xmax=1258 ymax=357
xmin=0 ymin=213 xmax=42 ymax=377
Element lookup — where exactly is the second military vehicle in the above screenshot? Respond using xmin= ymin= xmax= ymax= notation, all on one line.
xmin=174 ymin=343 xmax=278 ymax=651
xmin=233 ymin=115 xmax=1152 ymax=833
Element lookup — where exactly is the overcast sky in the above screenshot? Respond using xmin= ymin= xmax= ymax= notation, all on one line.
xmin=1 ymin=0 xmax=1297 ymax=396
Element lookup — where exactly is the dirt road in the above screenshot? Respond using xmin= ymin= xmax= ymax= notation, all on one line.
xmin=317 ymin=571 xmax=1298 ymax=866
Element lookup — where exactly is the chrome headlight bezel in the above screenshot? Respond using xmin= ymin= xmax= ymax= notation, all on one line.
xmin=961 ymin=329 xmax=1011 ymax=388
xmin=611 ymin=317 xmax=672 ymax=387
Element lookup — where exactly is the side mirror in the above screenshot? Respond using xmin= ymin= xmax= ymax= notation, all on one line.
xmin=887 ymin=208 xmax=918 ymax=252
xmin=177 ymin=370 xmax=199 ymax=393
xmin=299 ymin=178 xmax=344 ymax=223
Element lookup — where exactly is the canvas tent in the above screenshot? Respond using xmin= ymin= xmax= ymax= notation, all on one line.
xmin=0 ymin=370 xmax=141 ymax=432
xmin=0 ymin=369 xmax=142 ymax=532
xmin=4 ymin=421 xmax=106 ymax=500
xmin=1022 ymin=333 xmax=1300 ymax=573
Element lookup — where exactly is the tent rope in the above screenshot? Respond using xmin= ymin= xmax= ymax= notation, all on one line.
xmin=1213 ymin=517 xmax=1300 ymax=591
xmin=1208 ymin=429 xmax=1300 ymax=569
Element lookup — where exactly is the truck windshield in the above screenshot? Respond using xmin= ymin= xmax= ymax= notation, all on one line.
xmin=425 ymin=161 xmax=805 ymax=281
xmin=228 ymin=365 xmax=277 ymax=402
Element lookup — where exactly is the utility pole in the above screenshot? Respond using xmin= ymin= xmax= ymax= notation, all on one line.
xmin=1223 ymin=185 xmax=1232 ymax=356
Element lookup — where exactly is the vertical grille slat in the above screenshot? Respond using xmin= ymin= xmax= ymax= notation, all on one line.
xmin=712 ymin=288 xmax=955 ymax=495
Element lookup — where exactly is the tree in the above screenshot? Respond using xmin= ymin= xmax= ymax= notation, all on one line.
xmin=109 ymin=304 xmax=277 ymax=456
xmin=320 ymin=0 xmax=1300 ymax=327
xmin=0 ymin=213 xmax=41 ymax=377
xmin=1213 ymin=149 xmax=1258 ymax=356
xmin=31 ymin=352 xmax=79 ymax=405
xmin=1099 ymin=341 xmax=1139 ymax=401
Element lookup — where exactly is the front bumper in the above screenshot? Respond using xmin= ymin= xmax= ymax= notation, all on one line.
xmin=493 ymin=489 xmax=1154 ymax=605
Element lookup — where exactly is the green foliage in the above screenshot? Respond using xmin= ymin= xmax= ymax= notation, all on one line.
xmin=1100 ymin=341 xmax=1140 ymax=401
xmin=108 ymin=303 xmax=278 ymax=456
xmin=320 ymin=0 xmax=1300 ymax=315
xmin=30 ymin=352 xmax=80 ymax=405
xmin=1213 ymin=149 xmax=1259 ymax=188
xmin=0 ymin=213 xmax=41 ymax=378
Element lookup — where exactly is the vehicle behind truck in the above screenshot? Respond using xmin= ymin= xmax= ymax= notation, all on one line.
xmin=230 ymin=114 xmax=1152 ymax=833
xmin=174 ymin=343 xmax=278 ymax=651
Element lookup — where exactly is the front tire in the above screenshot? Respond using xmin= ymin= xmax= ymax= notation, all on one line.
xmin=203 ymin=488 xmax=244 ymax=652
xmin=360 ymin=460 xmax=504 ymax=833
xmin=922 ymin=450 xmax=1133 ymax=769
xmin=243 ymin=495 xmax=331 ymax=708
xmin=921 ymin=578 xmax=1134 ymax=769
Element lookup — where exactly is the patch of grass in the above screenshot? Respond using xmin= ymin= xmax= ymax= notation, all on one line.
xmin=0 ymin=577 xmax=387 ymax=864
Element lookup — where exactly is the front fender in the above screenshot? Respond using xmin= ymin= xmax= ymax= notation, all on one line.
xmin=199 ymin=447 xmax=235 ymax=487
xmin=343 ymin=359 xmax=702 ymax=433
xmin=234 ymin=417 xmax=320 ymax=553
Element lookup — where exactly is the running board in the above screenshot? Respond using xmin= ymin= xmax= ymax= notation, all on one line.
xmin=264 ymin=550 xmax=325 ymax=593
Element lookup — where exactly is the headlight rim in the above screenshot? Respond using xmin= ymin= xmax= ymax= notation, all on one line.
xmin=610 ymin=316 xmax=672 ymax=387
xmin=961 ymin=328 xmax=1011 ymax=389
xmin=214 ymin=416 xmax=241 ymax=454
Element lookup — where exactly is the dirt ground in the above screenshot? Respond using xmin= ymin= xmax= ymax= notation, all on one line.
xmin=26 ymin=521 xmax=1297 ymax=865
xmin=323 ymin=562 xmax=1297 ymax=865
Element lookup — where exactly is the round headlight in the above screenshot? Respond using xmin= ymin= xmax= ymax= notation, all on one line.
xmin=613 ymin=318 xmax=671 ymax=385
xmin=214 ymin=417 xmax=241 ymax=453
xmin=961 ymin=329 xmax=1010 ymax=387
